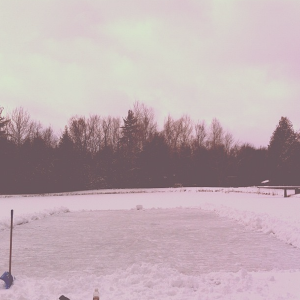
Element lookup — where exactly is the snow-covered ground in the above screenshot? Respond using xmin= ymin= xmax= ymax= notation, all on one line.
xmin=1 ymin=187 xmax=300 ymax=300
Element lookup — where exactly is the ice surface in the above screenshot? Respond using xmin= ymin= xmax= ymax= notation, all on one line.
xmin=0 ymin=187 xmax=300 ymax=299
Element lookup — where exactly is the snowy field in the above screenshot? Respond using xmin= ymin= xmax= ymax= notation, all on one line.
xmin=1 ymin=187 xmax=300 ymax=300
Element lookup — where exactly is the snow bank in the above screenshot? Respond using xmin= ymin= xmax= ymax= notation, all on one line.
xmin=1 ymin=264 xmax=300 ymax=300
xmin=0 ymin=207 xmax=70 ymax=232
xmin=0 ymin=186 xmax=286 ymax=198
xmin=197 ymin=202 xmax=300 ymax=249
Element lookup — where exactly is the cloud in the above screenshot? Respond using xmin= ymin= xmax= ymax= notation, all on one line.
xmin=212 ymin=0 xmax=300 ymax=77
xmin=0 ymin=0 xmax=299 ymax=146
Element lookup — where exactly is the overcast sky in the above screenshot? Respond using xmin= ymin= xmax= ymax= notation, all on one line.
xmin=1 ymin=0 xmax=299 ymax=147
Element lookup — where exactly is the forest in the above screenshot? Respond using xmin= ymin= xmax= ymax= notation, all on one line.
xmin=0 ymin=102 xmax=299 ymax=194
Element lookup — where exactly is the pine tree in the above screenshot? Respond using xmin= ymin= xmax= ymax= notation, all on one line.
xmin=120 ymin=110 xmax=138 ymax=154
xmin=119 ymin=110 xmax=140 ymax=187
xmin=0 ymin=107 xmax=9 ymax=139
xmin=0 ymin=107 xmax=15 ymax=193
xmin=268 ymin=117 xmax=297 ymax=184
xmin=140 ymin=133 xmax=170 ymax=187
xmin=58 ymin=126 xmax=74 ymax=154
xmin=55 ymin=126 xmax=80 ymax=191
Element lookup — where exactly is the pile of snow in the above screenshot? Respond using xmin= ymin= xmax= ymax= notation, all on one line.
xmin=0 ymin=207 xmax=70 ymax=232
xmin=0 ymin=186 xmax=287 ymax=198
xmin=1 ymin=265 xmax=300 ymax=300
xmin=198 ymin=202 xmax=300 ymax=248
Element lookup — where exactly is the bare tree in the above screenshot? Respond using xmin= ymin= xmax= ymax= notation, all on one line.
xmin=86 ymin=115 xmax=102 ymax=155
xmin=29 ymin=121 xmax=43 ymax=140
xmin=42 ymin=126 xmax=58 ymax=148
xmin=177 ymin=115 xmax=193 ymax=147
xmin=133 ymin=101 xmax=157 ymax=150
xmin=194 ymin=120 xmax=207 ymax=148
xmin=208 ymin=118 xmax=224 ymax=149
xmin=68 ymin=116 xmax=91 ymax=153
xmin=102 ymin=116 xmax=112 ymax=148
xmin=6 ymin=107 xmax=32 ymax=146
xmin=163 ymin=115 xmax=174 ymax=148
xmin=163 ymin=115 xmax=193 ymax=150
xmin=224 ymin=131 xmax=234 ymax=154
xmin=111 ymin=117 xmax=121 ymax=151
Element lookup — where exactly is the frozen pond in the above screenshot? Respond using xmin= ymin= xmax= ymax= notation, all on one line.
xmin=2 ymin=208 xmax=300 ymax=280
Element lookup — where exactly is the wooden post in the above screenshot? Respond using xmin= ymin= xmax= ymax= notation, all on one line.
xmin=284 ymin=189 xmax=287 ymax=198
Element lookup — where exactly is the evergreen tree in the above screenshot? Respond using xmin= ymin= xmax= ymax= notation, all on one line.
xmin=58 ymin=126 xmax=74 ymax=154
xmin=0 ymin=108 xmax=16 ymax=193
xmin=55 ymin=127 xmax=80 ymax=191
xmin=191 ymin=146 xmax=211 ymax=186
xmin=94 ymin=144 xmax=116 ymax=188
xmin=268 ymin=117 xmax=298 ymax=184
xmin=140 ymin=133 xmax=170 ymax=187
xmin=30 ymin=135 xmax=55 ymax=193
xmin=0 ymin=107 xmax=9 ymax=139
xmin=119 ymin=110 xmax=140 ymax=187
xmin=120 ymin=110 xmax=138 ymax=153
xmin=237 ymin=144 xmax=268 ymax=186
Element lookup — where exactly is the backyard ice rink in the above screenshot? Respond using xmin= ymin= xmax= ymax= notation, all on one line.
xmin=1 ymin=187 xmax=300 ymax=300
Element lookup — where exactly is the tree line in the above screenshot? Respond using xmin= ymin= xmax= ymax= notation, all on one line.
xmin=0 ymin=103 xmax=299 ymax=194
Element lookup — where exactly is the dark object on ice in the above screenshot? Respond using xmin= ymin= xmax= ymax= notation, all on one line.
xmin=0 ymin=272 xmax=13 ymax=289
xmin=1 ymin=210 xmax=14 ymax=289
xmin=59 ymin=296 xmax=70 ymax=300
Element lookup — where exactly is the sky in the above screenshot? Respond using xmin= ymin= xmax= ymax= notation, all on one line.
xmin=0 ymin=0 xmax=299 ymax=147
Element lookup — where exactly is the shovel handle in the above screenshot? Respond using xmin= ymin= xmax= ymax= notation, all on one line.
xmin=9 ymin=210 xmax=13 ymax=275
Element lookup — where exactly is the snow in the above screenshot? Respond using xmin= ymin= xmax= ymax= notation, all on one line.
xmin=261 ymin=180 xmax=270 ymax=184
xmin=0 ymin=187 xmax=300 ymax=299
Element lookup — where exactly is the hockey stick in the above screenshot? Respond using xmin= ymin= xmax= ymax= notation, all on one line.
xmin=0 ymin=209 xmax=14 ymax=289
